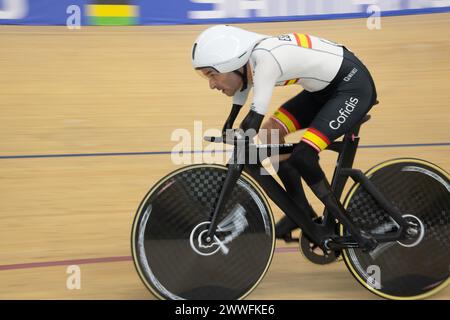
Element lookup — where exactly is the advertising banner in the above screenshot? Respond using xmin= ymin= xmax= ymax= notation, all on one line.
xmin=0 ymin=0 xmax=449 ymax=26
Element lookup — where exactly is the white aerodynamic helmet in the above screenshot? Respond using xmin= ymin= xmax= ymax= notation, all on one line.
xmin=192 ymin=25 xmax=268 ymax=73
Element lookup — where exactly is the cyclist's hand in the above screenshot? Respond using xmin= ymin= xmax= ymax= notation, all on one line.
xmin=239 ymin=109 xmax=264 ymax=140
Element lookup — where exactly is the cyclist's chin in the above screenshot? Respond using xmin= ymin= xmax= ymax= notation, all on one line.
xmin=222 ymin=89 xmax=236 ymax=97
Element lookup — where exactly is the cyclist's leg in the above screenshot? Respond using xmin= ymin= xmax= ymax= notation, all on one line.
xmin=260 ymin=90 xmax=319 ymax=159
xmin=288 ymin=72 xmax=377 ymax=248
xmin=290 ymin=73 xmax=376 ymax=184
xmin=260 ymin=91 xmax=322 ymax=240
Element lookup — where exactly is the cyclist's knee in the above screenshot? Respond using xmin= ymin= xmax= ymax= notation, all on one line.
xmin=260 ymin=118 xmax=287 ymax=144
xmin=288 ymin=142 xmax=325 ymax=185
xmin=289 ymin=142 xmax=318 ymax=169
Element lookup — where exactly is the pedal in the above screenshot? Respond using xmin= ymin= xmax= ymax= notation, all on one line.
xmin=276 ymin=232 xmax=299 ymax=243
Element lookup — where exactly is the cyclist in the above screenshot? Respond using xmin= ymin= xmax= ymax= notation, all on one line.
xmin=192 ymin=25 xmax=378 ymax=247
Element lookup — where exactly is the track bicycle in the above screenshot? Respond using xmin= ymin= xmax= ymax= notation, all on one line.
xmin=131 ymin=102 xmax=449 ymax=300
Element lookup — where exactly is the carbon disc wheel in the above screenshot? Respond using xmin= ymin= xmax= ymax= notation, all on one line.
xmin=342 ymin=158 xmax=450 ymax=299
xmin=131 ymin=164 xmax=275 ymax=300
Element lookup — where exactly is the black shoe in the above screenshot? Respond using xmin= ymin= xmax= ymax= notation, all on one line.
xmin=310 ymin=179 xmax=378 ymax=252
xmin=275 ymin=216 xmax=299 ymax=242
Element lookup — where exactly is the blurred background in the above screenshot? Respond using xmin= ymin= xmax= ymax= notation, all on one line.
xmin=0 ymin=0 xmax=449 ymax=299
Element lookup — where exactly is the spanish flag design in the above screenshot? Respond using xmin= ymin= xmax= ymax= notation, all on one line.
xmin=293 ymin=33 xmax=312 ymax=49
xmin=302 ymin=128 xmax=330 ymax=152
xmin=86 ymin=0 xmax=139 ymax=26
xmin=271 ymin=107 xmax=301 ymax=134
xmin=283 ymin=78 xmax=300 ymax=86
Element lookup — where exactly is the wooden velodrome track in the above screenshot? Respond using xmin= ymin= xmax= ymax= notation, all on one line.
xmin=0 ymin=13 xmax=449 ymax=300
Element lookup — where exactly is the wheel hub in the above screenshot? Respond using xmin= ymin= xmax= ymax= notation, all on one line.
xmin=397 ymin=214 xmax=425 ymax=248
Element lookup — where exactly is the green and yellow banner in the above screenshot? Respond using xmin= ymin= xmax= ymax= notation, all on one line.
xmin=86 ymin=0 xmax=139 ymax=26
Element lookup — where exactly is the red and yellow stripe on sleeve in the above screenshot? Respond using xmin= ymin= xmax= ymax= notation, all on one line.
xmin=293 ymin=33 xmax=312 ymax=49
xmin=302 ymin=128 xmax=330 ymax=152
xmin=283 ymin=78 xmax=300 ymax=86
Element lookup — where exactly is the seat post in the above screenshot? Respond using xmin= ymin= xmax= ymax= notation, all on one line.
xmin=326 ymin=114 xmax=370 ymax=195
xmin=321 ymin=122 xmax=363 ymax=229
xmin=330 ymin=126 xmax=361 ymax=197
xmin=320 ymin=111 xmax=372 ymax=228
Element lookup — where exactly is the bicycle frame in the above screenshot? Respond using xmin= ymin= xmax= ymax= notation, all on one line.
xmin=205 ymin=115 xmax=411 ymax=250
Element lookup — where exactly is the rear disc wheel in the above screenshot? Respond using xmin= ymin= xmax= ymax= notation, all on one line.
xmin=342 ymin=158 xmax=450 ymax=299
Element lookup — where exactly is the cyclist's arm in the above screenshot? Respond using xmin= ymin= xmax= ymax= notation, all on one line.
xmin=233 ymin=86 xmax=250 ymax=106
xmin=222 ymin=104 xmax=242 ymax=132
xmin=240 ymin=49 xmax=281 ymax=134
xmin=224 ymin=79 xmax=252 ymax=132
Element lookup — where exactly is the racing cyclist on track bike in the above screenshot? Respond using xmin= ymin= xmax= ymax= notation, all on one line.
xmin=191 ymin=25 xmax=378 ymax=250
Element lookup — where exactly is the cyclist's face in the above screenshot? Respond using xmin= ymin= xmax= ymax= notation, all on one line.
xmin=200 ymin=69 xmax=243 ymax=97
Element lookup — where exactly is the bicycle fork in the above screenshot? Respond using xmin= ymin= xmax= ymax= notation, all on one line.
xmin=206 ymin=141 xmax=246 ymax=242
